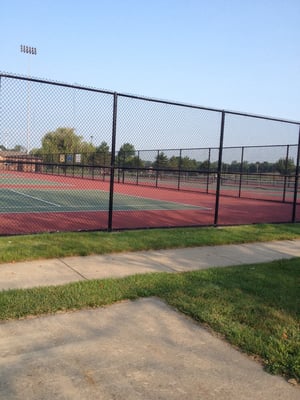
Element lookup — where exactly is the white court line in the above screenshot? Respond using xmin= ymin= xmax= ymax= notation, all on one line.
xmin=8 ymin=189 xmax=61 ymax=207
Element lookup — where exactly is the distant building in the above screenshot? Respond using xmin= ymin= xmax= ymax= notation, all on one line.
xmin=0 ymin=151 xmax=42 ymax=172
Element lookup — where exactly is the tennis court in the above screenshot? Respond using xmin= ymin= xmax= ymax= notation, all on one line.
xmin=0 ymin=170 xmax=298 ymax=235
xmin=0 ymin=171 xmax=214 ymax=234
xmin=0 ymin=187 xmax=209 ymax=213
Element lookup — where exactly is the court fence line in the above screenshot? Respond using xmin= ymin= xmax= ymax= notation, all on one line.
xmin=0 ymin=72 xmax=299 ymax=234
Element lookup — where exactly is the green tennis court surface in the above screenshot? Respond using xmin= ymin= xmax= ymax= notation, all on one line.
xmin=0 ymin=188 xmax=209 ymax=213
xmin=0 ymin=173 xmax=67 ymax=187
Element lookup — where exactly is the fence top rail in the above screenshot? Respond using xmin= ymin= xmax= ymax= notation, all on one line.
xmin=1 ymin=71 xmax=300 ymax=126
xmin=6 ymin=143 xmax=298 ymax=158
xmin=0 ymin=72 xmax=115 ymax=96
xmin=136 ymin=144 xmax=299 ymax=153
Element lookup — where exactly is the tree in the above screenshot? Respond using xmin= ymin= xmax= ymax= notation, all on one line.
xmin=117 ymin=143 xmax=136 ymax=167
xmin=80 ymin=142 xmax=96 ymax=165
xmin=152 ymin=152 xmax=169 ymax=169
xmin=96 ymin=141 xmax=110 ymax=154
xmin=12 ymin=144 xmax=27 ymax=153
xmin=33 ymin=127 xmax=95 ymax=163
xmin=0 ymin=144 xmax=26 ymax=153
xmin=169 ymin=156 xmax=198 ymax=171
xmin=228 ymin=160 xmax=241 ymax=173
xmin=94 ymin=141 xmax=111 ymax=166
xmin=275 ymin=158 xmax=296 ymax=175
xmin=199 ymin=159 xmax=213 ymax=171
xmin=182 ymin=157 xmax=197 ymax=170
xmin=129 ymin=155 xmax=145 ymax=168
xmin=41 ymin=127 xmax=84 ymax=155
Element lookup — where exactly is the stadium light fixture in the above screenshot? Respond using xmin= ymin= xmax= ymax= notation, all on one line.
xmin=20 ymin=45 xmax=37 ymax=55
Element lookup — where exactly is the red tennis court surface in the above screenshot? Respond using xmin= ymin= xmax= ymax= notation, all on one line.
xmin=0 ymin=171 xmax=299 ymax=235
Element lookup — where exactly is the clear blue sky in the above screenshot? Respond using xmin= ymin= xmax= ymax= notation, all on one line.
xmin=1 ymin=0 xmax=300 ymax=122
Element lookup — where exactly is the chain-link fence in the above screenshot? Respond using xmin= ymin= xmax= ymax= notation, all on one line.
xmin=0 ymin=73 xmax=299 ymax=235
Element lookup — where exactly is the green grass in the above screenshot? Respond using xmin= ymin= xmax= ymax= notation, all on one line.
xmin=1 ymin=258 xmax=299 ymax=381
xmin=0 ymin=222 xmax=300 ymax=263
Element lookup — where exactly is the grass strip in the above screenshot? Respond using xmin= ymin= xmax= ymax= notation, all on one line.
xmin=0 ymin=222 xmax=299 ymax=263
xmin=0 ymin=258 xmax=299 ymax=382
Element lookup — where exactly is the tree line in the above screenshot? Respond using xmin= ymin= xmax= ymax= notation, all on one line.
xmin=3 ymin=127 xmax=297 ymax=176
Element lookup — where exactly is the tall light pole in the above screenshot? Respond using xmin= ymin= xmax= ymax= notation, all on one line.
xmin=20 ymin=45 xmax=37 ymax=154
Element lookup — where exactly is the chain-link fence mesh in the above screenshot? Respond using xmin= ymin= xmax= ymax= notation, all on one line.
xmin=0 ymin=73 xmax=299 ymax=234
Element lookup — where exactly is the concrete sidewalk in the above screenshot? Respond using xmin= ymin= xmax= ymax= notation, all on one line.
xmin=0 ymin=239 xmax=299 ymax=291
xmin=0 ymin=239 xmax=299 ymax=399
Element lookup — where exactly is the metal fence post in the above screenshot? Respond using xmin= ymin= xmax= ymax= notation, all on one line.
xmin=206 ymin=148 xmax=211 ymax=193
xmin=292 ymin=126 xmax=300 ymax=222
xmin=214 ymin=111 xmax=226 ymax=226
xmin=136 ymin=150 xmax=140 ymax=185
xmin=155 ymin=150 xmax=159 ymax=187
xmin=178 ymin=148 xmax=182 ymax=190
xmin=108 ymin=92 xmax=118 ymax=231
xmin=238 ymin=146 xmax=244 ymax=198
xmin=283 ymin=145 xmax=290 ymax=202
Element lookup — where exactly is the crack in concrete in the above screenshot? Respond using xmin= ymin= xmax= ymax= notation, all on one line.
xmin=58 ymin=259 xmax=89 ymax=281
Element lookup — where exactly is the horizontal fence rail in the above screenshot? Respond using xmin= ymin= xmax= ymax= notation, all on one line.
xmin=0 ymin=72 xmax=299 ymax=235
